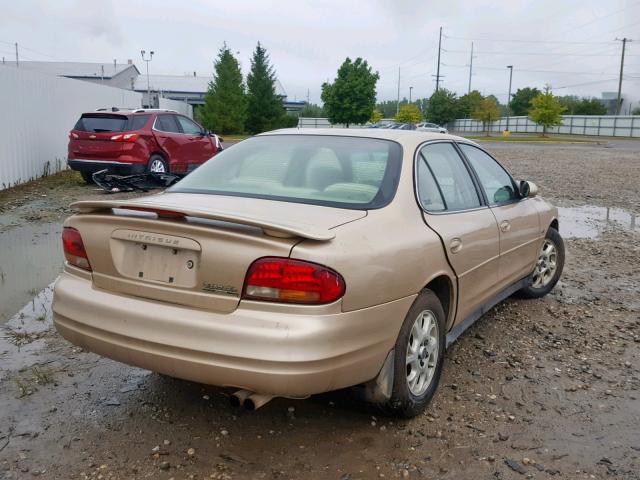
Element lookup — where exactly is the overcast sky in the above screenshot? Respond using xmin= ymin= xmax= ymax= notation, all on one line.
xmin=2 ymin=0 xmax=639 ymax=108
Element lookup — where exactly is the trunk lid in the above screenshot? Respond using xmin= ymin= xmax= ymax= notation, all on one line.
xmin=69 ymin=193 xmax=366 ymax=313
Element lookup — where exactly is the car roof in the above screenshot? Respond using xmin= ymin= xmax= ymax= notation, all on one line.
xmin=260 ymin=128 xmax=470 ymax=145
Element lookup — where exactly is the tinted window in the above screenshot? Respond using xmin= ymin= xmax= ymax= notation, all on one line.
xmin=459 ymin=144 xmax=517 ymax=205
xmin=419 ymin=143 xmax=481 ymax=211
xmin=171 ymin=135 xmax=402 ymax=209
xmin=176 ymin=116 xmax=203 ymax=135
xmin=155 ymin=114 xmax=181 ymax=133
xmin=74 ymin=114 xmax=128 ymax=132
xmin=129 ymin=115 xmax=151 ymax=130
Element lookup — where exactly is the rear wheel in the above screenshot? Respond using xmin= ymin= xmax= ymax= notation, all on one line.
xmin=517 ymin=227 xmax=564 ymax=299
xmin=381 ymin=290 xmax=446 ymax=418
xmin=148 ymin=155 xmax=168 ymax=174
xmin=80 ymin=171 xmax=94 ymax=184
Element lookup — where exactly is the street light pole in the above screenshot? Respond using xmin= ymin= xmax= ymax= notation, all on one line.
xmin=141 ymin=50 xmax=154 ymax=107
xmin=506 ymin=65 xmax=513 ymax=132
xmin=409 ymin=86 xmax=413 ymax=103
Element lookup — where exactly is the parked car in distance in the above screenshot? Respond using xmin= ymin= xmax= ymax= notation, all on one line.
xmin=53 ymin=128 xmax=563 ymax=417
xmin=416 ymin=122 xmax=448 ymax=134
xmin=67 ymin=108 xmax=222 ymax=183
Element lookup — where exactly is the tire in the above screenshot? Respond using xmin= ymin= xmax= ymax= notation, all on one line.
xmin=381 ymin=290 xmax=446 ymax=418
xmin=517 ymin=227 xmax=564 ymax=299
xmin=80 ymin=171 xmax=94 ymax=184
xmin=148 ymin=154 xmax=169 ymax=174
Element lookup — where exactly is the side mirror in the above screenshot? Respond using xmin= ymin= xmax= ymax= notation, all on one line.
xmin=519 ymin=180 xmax=538 ymax=198
xmin=201 ymin=129 xmax=211 ymax=136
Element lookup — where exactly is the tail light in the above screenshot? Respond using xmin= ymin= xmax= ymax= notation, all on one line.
xmin=242 ymin=257 xmax=345 ymax=304
xmin=62 ymin=227 xmax=92 ymax=271
xmin=69 ymin=132 xmax=79 ymax=139
xmin=110 ymin=133 xmax=139 ymax=142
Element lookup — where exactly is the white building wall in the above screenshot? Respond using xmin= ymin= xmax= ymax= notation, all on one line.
xmin=0 ymin=65 xmax=142 ymax=189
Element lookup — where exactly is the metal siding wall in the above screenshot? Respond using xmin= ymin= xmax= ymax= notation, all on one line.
xmin=158 ymin=97 xmax=194 ymax=118
xmin=0 ymin=66 xmax=142 ymax=190
xmin=449 ymin=115 xmax=640 ymax=138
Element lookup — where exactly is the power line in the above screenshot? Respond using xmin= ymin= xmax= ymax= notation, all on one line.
xmin=443 ymin=35 xmax=615 ymax=45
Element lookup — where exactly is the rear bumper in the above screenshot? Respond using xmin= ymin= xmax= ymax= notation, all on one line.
xmin=68 ymin=159 xmax=146 ymax=175
xmin=53 ymin=271 xmax=414 ymax=397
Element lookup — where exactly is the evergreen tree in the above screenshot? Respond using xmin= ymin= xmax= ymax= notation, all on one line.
xmin=201 ymin=44 xmax=246 ymax=134
xmin=321 ymin=58 xmax=379 ymax=127
xmin=246 ymin=42 xmax=285 ymax=134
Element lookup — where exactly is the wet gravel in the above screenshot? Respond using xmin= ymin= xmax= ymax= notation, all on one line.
xmin=0 ymin=140 xmax=639 ymax=479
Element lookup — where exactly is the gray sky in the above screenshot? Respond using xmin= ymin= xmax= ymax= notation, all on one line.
xmin=2 ymin=0 xmax=639 ymax=107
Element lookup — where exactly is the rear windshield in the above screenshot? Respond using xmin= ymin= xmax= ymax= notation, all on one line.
xmin=170 ymin=135 xmax=402 ymax=209
xmin=73 ymin=114 xmax=150 ymax=132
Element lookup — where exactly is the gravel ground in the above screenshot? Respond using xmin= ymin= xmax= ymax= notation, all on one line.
xmin=0 ymin=140 xmax=639 ymax=479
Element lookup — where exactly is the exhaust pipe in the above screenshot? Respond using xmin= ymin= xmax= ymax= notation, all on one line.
xmin=229 ymin=389 xmax=252 ymax=407
xmin=244 ymin=393 xmax=274 ymax=411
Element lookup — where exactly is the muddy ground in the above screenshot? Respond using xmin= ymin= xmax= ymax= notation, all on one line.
xmin=0 ymin=140 xmax=639 ymax=479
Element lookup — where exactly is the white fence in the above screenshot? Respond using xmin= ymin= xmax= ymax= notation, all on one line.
xmin=450 ymin=115 xmax=640 ymax=137
xmin=298 ymin=117 xmax=352 ymax=128
xmin=159 ymin=97 xmax=193 ymax=118
xmin=0 ymin=66 xmax=142 ymax=190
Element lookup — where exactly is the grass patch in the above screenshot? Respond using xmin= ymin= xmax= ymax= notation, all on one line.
xmin=222 ymin=134 xmax=251 ymax=142
xmin=3 ymin=330 xmax=44 ymax=347
xmin=0 ymin=170 xmax=83 ymax=213
xmin=14 ymin=366 xmax=55 ymax=397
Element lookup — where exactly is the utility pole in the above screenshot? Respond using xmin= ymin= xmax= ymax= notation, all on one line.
xmin=15 ymin=42 xmax=18 ymax=67
xmin=141 ymin=50 xmax=154 ymax=107
xmin=506 ymin=65 xmax=513 ymax=131
xmin=615 ymin=38 xmax=631 ymax=115
xmin=409 ymin=86 xmax=413 ymax=103
xmin=396 ymin=66 xmax=401 ymax=114
xmin=306 ymin=88 xmax=310 ymax=105
xmin=435 ymin=26 xmax=442 ymax=92
xmin=468 ymin=42 xmax=474 ymax=94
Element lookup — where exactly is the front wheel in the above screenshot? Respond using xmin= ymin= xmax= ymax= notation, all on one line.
xmin=381 ymin=290 xmax=446 ymax=418
xmin=517 ymin=227 xmax=564 ymax=299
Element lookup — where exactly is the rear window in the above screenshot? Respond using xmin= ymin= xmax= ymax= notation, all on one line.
xmin=73 ymin=114 xmax=150 ymax=132
xmin=170 ymin=135 xmax=402 ymax=209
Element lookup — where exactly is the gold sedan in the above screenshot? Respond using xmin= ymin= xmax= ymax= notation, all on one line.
xmin=53 ymin=129 xmax=564 ymax=417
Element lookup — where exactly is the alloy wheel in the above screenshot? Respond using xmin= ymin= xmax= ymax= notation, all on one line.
xmin=406 ymin=309 xmax=439 ymax=396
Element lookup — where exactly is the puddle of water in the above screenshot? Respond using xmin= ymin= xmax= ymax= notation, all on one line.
xmin=0 ymin=222 xmax=64 ymax=323
xmin=558 ymin=205 xmax=639 ymax=239
xmin=0 ymin=284 xmax=54 ymax=379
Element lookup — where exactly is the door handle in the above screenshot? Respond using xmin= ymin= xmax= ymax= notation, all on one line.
xmin=500 ymin=220 xmax=511 ymax=232
xmin=450 ymin=238 xmax=463 ymax=254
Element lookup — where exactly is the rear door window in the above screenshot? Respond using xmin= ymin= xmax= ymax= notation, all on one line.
xmin=155 ymin=114 xmax=181 ymax=133
xmin=417 ymin=142 xmax=481 ymax=211
xmin=74 ymin=114 xmax=129 ymax=132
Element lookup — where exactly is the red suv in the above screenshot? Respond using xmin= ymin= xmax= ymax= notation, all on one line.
xmin=68 ymin=109 xmax=222 ymax=183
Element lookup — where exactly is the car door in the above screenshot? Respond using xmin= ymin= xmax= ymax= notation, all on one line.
xmin=175 ymin=115 xmax=216 ymax=168
xmin=458 ymin=143 xmax=541 ymax=289
xmin=153 ymin=114 xmax=190 ymax=173
xmin=416 ymin=142 xmax=502 ymax=324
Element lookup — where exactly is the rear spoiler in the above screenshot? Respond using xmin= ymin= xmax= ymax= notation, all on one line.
xmin=70 ymin=200 xmax=335 ymax=241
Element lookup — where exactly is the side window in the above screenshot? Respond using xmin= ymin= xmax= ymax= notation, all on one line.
xmin=459 ymin=144 xmax=518 ymax=205
xmin=176 ymin=116 xmax=203 ymax=135
xmin=155 ymin=114 xmax=181 ymax=133
xmin=418 ymin=143 xmax=481 ymax=211
xmin=129 ymin=115 xmax=151 ymax=131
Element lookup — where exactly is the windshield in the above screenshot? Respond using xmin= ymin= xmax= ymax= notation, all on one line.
xmin=170 ymin=135 xmax=402 ymax=209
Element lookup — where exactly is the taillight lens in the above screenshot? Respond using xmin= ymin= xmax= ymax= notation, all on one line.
xmin=110 ymin=133 xmax=139 ymax=142
xmin=62 ymin=227 xmax=92 ymax=271
xmin=242 ymin=257 xmax=345 ymax=304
